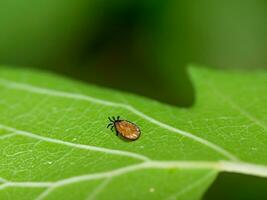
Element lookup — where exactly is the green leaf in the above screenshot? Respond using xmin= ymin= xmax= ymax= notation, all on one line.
xmin=0 ymin=66 xmax=266 ymax=200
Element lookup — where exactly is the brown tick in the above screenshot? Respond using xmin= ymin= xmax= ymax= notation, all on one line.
xmin=107 ymin=116 xmax=141 ymax=141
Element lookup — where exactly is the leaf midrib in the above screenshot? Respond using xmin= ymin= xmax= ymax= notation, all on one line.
xmin=2 ymin=159 xmax=267 ymax=192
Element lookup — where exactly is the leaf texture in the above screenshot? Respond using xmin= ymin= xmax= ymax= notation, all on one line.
xmin=0 ymin=66 xmax=266 ymax=200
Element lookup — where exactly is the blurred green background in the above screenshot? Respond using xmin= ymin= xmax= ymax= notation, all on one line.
xmin=0 ymin=1 xmax=267 ymax=199
xmin=1 ymin=0 xmax=266 ymax=107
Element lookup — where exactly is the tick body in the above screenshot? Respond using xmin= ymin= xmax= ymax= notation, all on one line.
xmin=107 ymin=116 xmax=141 ymax=141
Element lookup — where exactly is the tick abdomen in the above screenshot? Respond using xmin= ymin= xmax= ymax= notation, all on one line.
xmin=107 ymin=116 xmax=141 ymax=141
xmin=115 ymin=120 xmax=141 ymax=140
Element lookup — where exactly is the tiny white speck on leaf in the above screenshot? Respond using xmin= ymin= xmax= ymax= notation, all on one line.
xmin=47 ymin=161 xmax=52 ymax=165
xmin=149 ymin=187 xmax=155 ymax=193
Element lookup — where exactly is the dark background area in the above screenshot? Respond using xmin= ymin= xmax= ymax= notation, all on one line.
xmin=1 ymin=0 xmax=267 ymax=107
xmin=0 ymin=0 xmax=266 ymax=199
xmin=204 ymin=173 xmax=267 ymax=200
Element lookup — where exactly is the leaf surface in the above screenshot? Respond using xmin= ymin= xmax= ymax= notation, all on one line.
xmin=0 ymin=66 xmax=266 ymax=200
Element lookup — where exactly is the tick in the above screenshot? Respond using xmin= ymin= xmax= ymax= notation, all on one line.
xmin=107 ymin=116 xmax=141 ymax=141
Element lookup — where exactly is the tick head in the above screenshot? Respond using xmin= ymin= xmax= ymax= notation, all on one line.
xmin=107 ymin=116 xmax=121 ymax=132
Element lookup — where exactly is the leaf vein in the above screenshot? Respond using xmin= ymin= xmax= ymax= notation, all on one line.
xmin=206 ymin=80 xmax=267 ymax=131
xmin=0 ymin=79 xmax=238 ymax=161
xmin=0 ymin=124 xmax=149 ymax=161
xmin=165 ymin=171 xmax=216 ymax=200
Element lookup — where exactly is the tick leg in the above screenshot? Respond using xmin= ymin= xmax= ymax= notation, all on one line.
xmin=117 ymin=116 xmax=120 ymax=120
xmin=112 ymin=116 xmax=116 ymax=121
xmin=108 ymin=117 xmax=113 ymax=122
xmin=111 ymin=126 xmax=114 ymax=132
xmin=116 ymin=131 xmax=118 ymax=136
xmin=107 ymin=123 xmax=113 ymax=128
